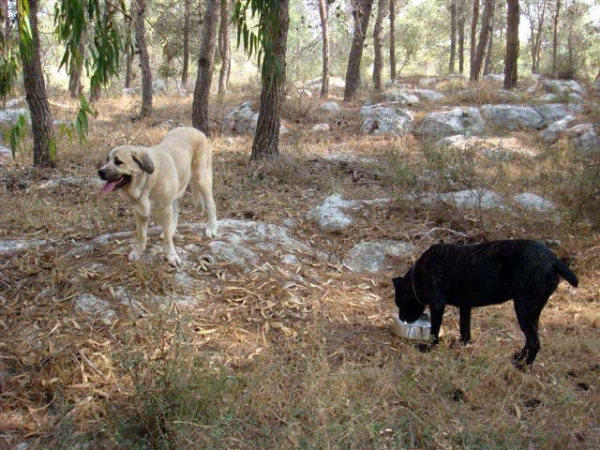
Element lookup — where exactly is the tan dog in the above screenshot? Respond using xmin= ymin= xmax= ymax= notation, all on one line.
xmin=98 ymin=127 xmax=218 ymax=266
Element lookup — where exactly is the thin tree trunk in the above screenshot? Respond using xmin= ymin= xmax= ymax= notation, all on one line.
xmin=372 ymin=0 xmax=387 ymax=91
xmin=458 ymin=1 xmax=465 ymax=74
xmin=89 ymin=83 xmax=102 ymax=103
xmin=19 ymin=0 xmax=56 ymax=167
xmin=218 ymin=0 xmax=231 ymax=95
xmin=251 ymin=0 xmax=289 ymax=161
xmin=318 ymin=0 xmax=330 ymax=97
xmin=552 ymin=0 xmax=561 ymax=78
xmin=470 ymin=0 xmax=494 ymax=82
xmin=389 ymin=0 xmax=396 ymax=80
xmin=124 ymin=43 xmax=133 ymax=88
xmin=449 ymin=0 xmax=457 ymax=74
xmin=192 ymin=0 xmax=219 ymax=136
xmin=483 ymin=19 xmax=494 ymax=75
xmin=504 ymin=0 xmax=520 ymax=89
xmin=68 ymin=30 xmax=86 ymax=99
xmin=470 ymin=0 xmax=479 ymax=71
xmin=344 ymin=0 xmax=374 ymax=102
xmin=182 ymin=0 xmax=191 ymax=87
xmin=135 ymin=0 xmax=152 ymax=117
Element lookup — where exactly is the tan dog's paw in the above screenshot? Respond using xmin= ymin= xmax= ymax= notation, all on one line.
xmin=205 ymin=224 xmax=218 ymax=238
xmin=167 ymin=252 xmax=181 ymax=267
xmin=128 ymin=249 xmax=141 ymax=262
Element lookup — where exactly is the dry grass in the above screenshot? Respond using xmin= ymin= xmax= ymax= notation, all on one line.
xmin=1 ymin=91 xmax=599 ymax=450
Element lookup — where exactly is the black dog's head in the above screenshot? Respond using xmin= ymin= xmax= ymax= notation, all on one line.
xmin=393 ymin=271 xmax=425 ymax=323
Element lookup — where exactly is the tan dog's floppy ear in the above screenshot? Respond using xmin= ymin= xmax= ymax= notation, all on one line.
xmin=132 ymin=150 xmax=155 ymax=174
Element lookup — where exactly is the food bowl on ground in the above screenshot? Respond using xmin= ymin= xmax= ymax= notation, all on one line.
xmin=390 ymin=313 xmax=432 ymax=341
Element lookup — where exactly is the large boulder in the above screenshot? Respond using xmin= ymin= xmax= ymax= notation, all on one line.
xmin=417 ymin=107 xmax=484 ymax=138
xmin=540 ymin=79 xmax=585 ymax=96
xmin=359 ymin=103 xmax=414 ymax=135
xmin=308 ymin=194 xmax=359 ymax=232
xmin=223 ymin=101 xmax=256 ymax=134
xmin=344 ymin=240 xmax=414 ymax=273
xmin=480 ymin=104 xmax=545 ymax=130
xmin=316 ymin=101 xmax=342 ymax=118
xmin=533 ymin=103 xmax=582 ymax=125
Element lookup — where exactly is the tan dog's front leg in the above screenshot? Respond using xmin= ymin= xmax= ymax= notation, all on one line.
xmin=129 ymin=198 xmax=150 ymax=262
xmin=158 ymin=204 xmax=180 ymax=267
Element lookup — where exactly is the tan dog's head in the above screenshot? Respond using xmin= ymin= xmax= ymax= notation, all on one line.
xmin=98 ymin=146 xmax=154 ymax=194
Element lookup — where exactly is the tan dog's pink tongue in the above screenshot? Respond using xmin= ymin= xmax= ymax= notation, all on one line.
xmin=100 ymin=181 xmax=118 ymax=194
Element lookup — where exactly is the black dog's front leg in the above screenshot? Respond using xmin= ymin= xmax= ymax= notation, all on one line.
xmin=459 ymin=306 xmax=472 ymax=344
xmin=416 ymin=302 xmax=445 ymax=353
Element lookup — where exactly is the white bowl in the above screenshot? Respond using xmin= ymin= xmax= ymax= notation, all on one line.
xmin=390 ymin=313 xmax=432 ymax=341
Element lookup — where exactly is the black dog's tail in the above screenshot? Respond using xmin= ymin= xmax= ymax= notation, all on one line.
xmin=554 ymin=259 xmax=579 ymax=287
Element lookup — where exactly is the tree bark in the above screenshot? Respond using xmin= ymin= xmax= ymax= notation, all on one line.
xmin=457 ymin=1 xmax=465 ymax=74
xmin=218 ymin=0 xmax=231 ymax=95
xmin=134 ymin=0 xmax=152 ymax=118
xmin=68 ymin=30 xmax=86 ymax=99
xmin=504 ymin=0 xmax=520 ymax=89
xmin=372 ymin=0 xmax=387 ymax=91
xmin=1 ymin=0 xmax=10 ymax=42
xmin=389 ymin=0 xmax=396 ymax=80
xmin=192 ymin=0 xmax=219 ymax=136
xmin=18 ymin=0 xmax=56 ymax=167
xmin=470 ymin=0 xmax=479 ymax=71
xmin=470 ymin=0 xmax=494 ymax=82
xmin=318 ymin=0 xmax=330 ymax=97
xmin=251 ymin=0 xmax=289 ymax=161
xmin=182 ymin=0 xmax=191 ymax=87
xmin=552 ymin=0 xmax=561 ymax=78
xmin=483 ymin=18 xmax=494 ymax=75
xmin=344 ymin=0 xmax=373 ymax=102
xmin=524 ymin=0 xmax=548 ymax=74
xmin=449 ymin=0 xmax=457 ymax=74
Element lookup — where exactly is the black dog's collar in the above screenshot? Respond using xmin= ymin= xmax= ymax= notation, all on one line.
xmin=410 ymin=265 xmax=426 ymax=306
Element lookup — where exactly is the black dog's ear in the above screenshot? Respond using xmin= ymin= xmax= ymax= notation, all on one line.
xmin=392 ymin=277 xmax=403 ymax=289
xmin=132 ymin=151 xmax=155 ymax=174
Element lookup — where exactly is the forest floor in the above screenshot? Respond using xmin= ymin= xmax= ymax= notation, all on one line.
xmin=1 ymin=84 xmax=600 ymax=450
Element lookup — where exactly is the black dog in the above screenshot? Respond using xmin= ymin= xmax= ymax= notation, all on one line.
xmin=393 ymin=239 xmax=578 ymax=367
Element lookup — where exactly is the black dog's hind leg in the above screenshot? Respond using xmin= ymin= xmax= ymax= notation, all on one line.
xmin=513 ymin=298 xmax=545 ymax=368
xmin=459 ymin=306 xmax=472 ymax=344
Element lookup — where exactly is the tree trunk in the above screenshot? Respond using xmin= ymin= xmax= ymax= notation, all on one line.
xmin=1 ymin=0 xmax=9 ymax=42
xmin=470 ymin=0 xmax=479 ymax=71
xmin=449 ymin=0 xmax=457 ymax=74
xmin=19 ymin=0 xmax=56 ymax=167
xmin=124 ymin=42 xmax=133 ymax=88
xmin=458 ymin=1 xmax=465 ymax=74
xmin=483 ymin=19 xmax=494 ymax=75
xmin=552 ymin=0 xmax=561 ymax=78
xmin=344 ymin=0 xmax=374 ymax=102
xmin=389 ymin=0 xmax=396 ymax=80
xmin=318 ymin=0 xmax=330 ymax=97
xmin=372 ymin=0 xmax=387 ymax=91
xmin=89 ymin=83 xmax=102 ymax=103
xmin=192 ymin=0 xmax=219 ymax=136
xmin=182 ymin=0 xmax=191 ymax=87
xmin=470 ymin=0 xmax=494 ymax=82
xmin=134 ymin=0 xmax=152 ymax=118
xmin=68 ymin=30 xmax=86 ymax=99
xmin=251 ymin=0 xmax=289 ymax=161
xmin=504 ymin=0 xmax=520 ymax=89
xmin=218 ymin=0 xmax=231 ymax=95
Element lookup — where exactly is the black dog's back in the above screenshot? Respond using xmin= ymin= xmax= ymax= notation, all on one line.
xmin=420 ymin=239 xmax=577 ymax=308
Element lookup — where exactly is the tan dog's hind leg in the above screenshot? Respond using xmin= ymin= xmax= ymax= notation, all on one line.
xmin=192 ymin=167 xmax=218 ymax=238
xmin=158 ymin=204 xmax=181 ymax=266
xmin=130 ymin=199 xmax=151 ymax=262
